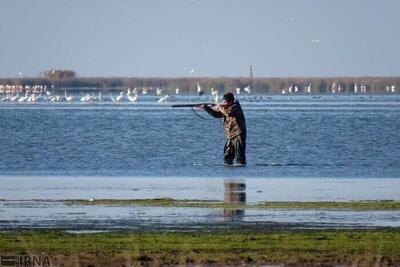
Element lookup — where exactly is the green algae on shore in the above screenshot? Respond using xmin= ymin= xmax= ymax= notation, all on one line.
xmin=1 ymin=230 xmax=399 ymax=266
xmin=63 ymin=198 xmax=400 ymax=209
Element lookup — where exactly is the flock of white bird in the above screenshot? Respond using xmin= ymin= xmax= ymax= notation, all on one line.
xmin=0 ymin=82 xmax=398 ymax=103
xmin=281 ymin=83 xmax=397 ymax=95
xmin=0 ymin=87 xmax=148 ymax=103
xmin=0 ymin=83 xmax=255 ymax=103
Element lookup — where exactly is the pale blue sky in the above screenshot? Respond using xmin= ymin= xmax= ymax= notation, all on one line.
xmin=0 ymin=0 xmax=399 ymax=77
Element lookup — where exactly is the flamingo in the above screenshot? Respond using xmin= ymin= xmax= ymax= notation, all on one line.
xmin=360 ymin=85 xmax=367 ymax=93
xmin=0 ymin=94 xmax=10 ymax=101
xmin=97 ymin=92 xmax=102 ymax=102
xmin=288 ymin=85 xmax=293 ymax=94
xmin=197 ymin=83 xmax=204 ymax=95
xmin=244 ymin=86 xmax=251 ymax=94
xmin=158 ymin=95 xmax=170 ymax=103
xmin=331 ymin=83 xmax=336 ymax=94
xmin=10 ymin=93 xmax=19 ymax=102
xmin=65 ymin=91 xmax=74 ymax=102
xmin=80 ymin=93 xmax=91 ymax=102
xmin=112 ymin=92 xmax=124 ymax=102
xmin=18 ymin=92 xmax=29 ymax=102
xmin=49 ymin=95 xmax=61 ymax=102
xmin=305 ymin=83 xmax=312 ymax=93
xmin=36 ymin=93 xmax=45 ymax=102
xmin=26 ymin=93 xmax=37 ymax=102
xmin=127 ymin=93 xmax=138 ymax=102
xmin=213 ymin=91 xmax=219 ymax=103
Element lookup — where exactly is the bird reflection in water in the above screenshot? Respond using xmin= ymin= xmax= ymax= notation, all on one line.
xmin=222 ymin=179 xmax=246 ymax=221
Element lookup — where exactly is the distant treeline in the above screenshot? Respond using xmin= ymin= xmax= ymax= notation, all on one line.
xmin=1 ymin=77 xmax=400 ymax=93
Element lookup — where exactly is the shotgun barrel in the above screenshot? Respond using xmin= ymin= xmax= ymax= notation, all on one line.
xmin=172 ymin=103 xmax=214 ymax=108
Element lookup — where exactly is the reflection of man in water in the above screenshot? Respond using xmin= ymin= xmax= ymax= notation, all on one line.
xmin=197 ymin=92 xmax=247 ymax=165
xmin=223 ymin=179 xmax=246 ymax=221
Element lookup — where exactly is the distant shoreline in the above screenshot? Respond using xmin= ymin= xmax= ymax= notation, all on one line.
xmin=1 ymin=76 xmax=400 ymax=94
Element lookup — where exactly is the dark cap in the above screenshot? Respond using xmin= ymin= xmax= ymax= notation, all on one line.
xmin=223 ymin=92 xmax=235 ymax=102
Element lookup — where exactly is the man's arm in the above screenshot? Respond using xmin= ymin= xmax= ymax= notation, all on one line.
xmin=199 ymin=104 xmax=223 ymax=118
xmin=218 ymin=106 xmax=230 ymax=117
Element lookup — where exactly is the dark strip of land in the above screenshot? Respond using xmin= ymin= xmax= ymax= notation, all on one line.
xmin=63 ymin=198 xmax=400 ymax=209
xmin=1 ymin=230 xmax=399 ymax=266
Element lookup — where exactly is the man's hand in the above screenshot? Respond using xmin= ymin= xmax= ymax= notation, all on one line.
xmin=195 ymin=103 xmax=207 ymax=108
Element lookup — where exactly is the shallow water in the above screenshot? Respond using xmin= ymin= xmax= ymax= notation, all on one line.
xmin=1 ymin=94 xmax=400 ymax=230
xmin=1 ymin=176 xmax=400 ymax=202
xmin=2 ymin=200 xmax=400 ymax=231
xmin=1 ymin=176 xmax=400 ymax=230
xmin=1 ymin=94 xmax=400 ymax=178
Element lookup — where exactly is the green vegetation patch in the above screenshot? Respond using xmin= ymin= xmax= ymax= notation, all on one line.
xmin=63 ymin=198 xmax=400 ymax=210
xmin=1 ymin=230 xmax=400 ymax=266
xmin=64 ymin=198 xmax=226 ymax=207
xmin=252 ymin=200 xmax=400 ymax=209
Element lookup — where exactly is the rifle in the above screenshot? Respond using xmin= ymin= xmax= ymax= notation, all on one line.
xmin=171 ymin=103 xmax=214 ymax=108
xmin=171 ymin=102 xmax=217 ymax=120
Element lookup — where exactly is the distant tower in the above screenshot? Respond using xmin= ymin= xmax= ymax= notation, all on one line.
xmin=249 ymin=65 xmax=254 ymax=92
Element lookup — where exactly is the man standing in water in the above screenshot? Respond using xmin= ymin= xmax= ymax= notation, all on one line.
xmin=197 ymin=92 xmax=247 ymax=166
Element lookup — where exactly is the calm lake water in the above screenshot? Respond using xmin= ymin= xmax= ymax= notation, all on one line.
xmin=1 ymin=94 xmax=399 ymax=178
xmin=1 ymin=93 xmax=400 ymax=230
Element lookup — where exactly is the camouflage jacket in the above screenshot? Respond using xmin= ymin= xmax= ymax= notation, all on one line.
xmin=204 ymin=101 xmax=246 ymax=139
